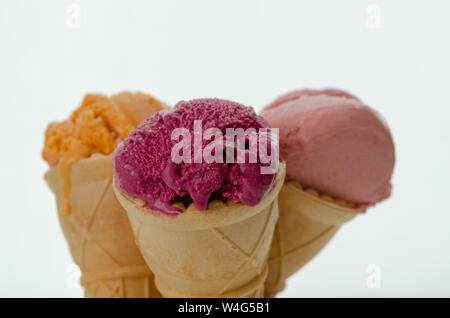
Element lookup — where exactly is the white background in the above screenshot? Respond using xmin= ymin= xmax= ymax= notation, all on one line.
xmin=0 ymin=0 xmax=449 ymax=297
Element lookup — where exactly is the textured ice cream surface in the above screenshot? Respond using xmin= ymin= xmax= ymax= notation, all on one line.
xmin=114 ymin=98 xmax=278 ymax=215
xmin=42 ymin=92 xmax=166 ymax=214
xmin=261 ymin=89 xmax=395 ymax=211
xmin=42 ymin=92 xmax=166 ymax=167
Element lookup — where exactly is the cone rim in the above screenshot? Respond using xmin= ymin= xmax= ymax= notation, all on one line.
xmin=113 ymin=162 xmax=286 ymax=230
xmin=280 ymin=181 xmax=358 ymax=225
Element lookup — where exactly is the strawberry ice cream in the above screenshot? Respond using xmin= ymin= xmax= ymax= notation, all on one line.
xmin=261 ymin=89 xmax=395 ymax=211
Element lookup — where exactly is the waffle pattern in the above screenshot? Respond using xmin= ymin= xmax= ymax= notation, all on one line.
xmin=45 ymin=155 xmax=160 ymax=298
xmin=126 ymin=199 xmax=279 ymax=298
xmin=265 ymin=181 xmax=357 ymax=297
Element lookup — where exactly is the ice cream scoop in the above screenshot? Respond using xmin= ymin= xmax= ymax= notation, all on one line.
xmin=261 ymin=88 xmax=395 ymax=210
xmin=113 ymin=98 xmax=278 ymax=215
xmin=113 ymin=98 xmax=285 ymax=298
xmin=43 ymin=92 xmax=166 ymax=214
xmin=43 ymin=91 xmax=166 ymax=298
xmin=262 ymin=88 xmax=395 ymax=297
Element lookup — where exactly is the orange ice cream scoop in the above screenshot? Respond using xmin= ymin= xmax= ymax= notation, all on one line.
xmin=43 ymin=92 xmax=166 ymax=214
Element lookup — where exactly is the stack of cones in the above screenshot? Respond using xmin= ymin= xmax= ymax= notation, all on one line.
xmin=45 ymin=154 xmax=161 ymax=297
xmin=113 ymin=163 xmax=286 ymax=298
xmin=264 ymin=181 xmax=358 ymax=297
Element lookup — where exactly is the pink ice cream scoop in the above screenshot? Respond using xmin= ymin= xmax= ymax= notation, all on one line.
xmin=114 ymin=98 xmax=277 ymax=215
xmin=261 ymin=88 xmax=395 ymax=211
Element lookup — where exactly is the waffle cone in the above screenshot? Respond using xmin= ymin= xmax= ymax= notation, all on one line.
xmin=45 ymin=154 xmax=160 ymax=298
xmin=113 ymin=163 xmax=286 ymax=298
xmin=265 ymin=181 xmax=358 ymax=297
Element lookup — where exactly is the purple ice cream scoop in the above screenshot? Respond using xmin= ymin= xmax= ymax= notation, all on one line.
xmin=113 ymin=98 xmax=277 ymax=215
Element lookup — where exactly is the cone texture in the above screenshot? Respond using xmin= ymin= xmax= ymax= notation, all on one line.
xmin=265 ymin=181 xmax=357 ymax=297
xmin=114 ymin=163 xmax=286 ymax=298
xmin=45 ymin=154 xmax=160 ymax=298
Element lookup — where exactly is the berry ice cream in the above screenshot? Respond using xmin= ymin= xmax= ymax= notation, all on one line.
xmin=114 ymin=98 xmax=278 ymax=215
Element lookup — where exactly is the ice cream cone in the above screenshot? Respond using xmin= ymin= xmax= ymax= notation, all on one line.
xmin=265 ymin=181 xmax=358 ymax=297
xmin=113 ymin=163 xmax=286 ymax=298
xmin=45 ymin=154 xmax=161 ymax=298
